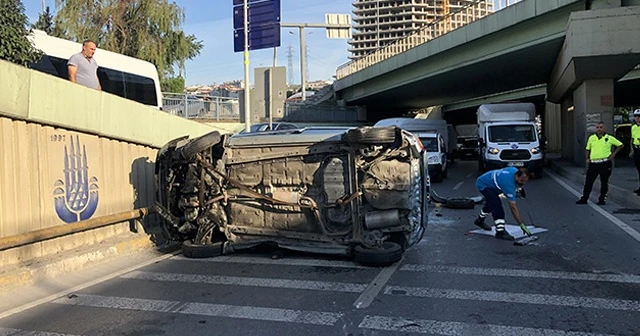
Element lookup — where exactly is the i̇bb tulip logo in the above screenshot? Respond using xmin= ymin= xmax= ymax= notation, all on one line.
xmin=53 ymin=136 xmax=99 ymax=223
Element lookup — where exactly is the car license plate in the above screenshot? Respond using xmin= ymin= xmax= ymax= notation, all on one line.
xmin=508 ymin=161 xmax=524 ymax=167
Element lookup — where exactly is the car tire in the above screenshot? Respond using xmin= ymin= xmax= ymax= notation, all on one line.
xmin=180 ymin=131 xmax=222 ymax=160
xmin=444 ymin=197 xmax=475 ymax=209
xmin=353 ymin=242 xmax=403 ymax=267
xmin=347 ymin=126 xmax=397 ymax=145
xmin=442 ymin=167 xmax=448 ymax=179
xmin=431 ymin=172 xmax=443 ymax=183
xmin=182 ymin=240 xmax=224 ymax=258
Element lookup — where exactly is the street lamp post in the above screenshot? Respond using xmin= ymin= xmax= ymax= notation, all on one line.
xmin=282 ymin=22 xmax=350 ymax=102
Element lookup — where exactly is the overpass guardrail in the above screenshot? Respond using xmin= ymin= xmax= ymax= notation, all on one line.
xmin=336 ymin=0 xmax=496 ymax=79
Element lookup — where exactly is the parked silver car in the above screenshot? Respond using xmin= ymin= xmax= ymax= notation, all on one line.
xmin=154 ymin=126 xmax=430 ymax=266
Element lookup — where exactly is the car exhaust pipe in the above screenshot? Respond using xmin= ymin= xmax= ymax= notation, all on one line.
xmin=365 ymin=210 xmax=402 ymax=229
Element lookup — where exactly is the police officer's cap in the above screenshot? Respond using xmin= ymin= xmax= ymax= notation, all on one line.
xmin=634 ymin=109 xmax=640 ymax=117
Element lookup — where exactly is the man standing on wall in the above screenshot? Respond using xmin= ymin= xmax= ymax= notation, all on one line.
xmin=68 ymin=39 xmax=101 ymax=91
xmin=576 ymin=122 xmax=624 ymax=205
xmin=631 ymin=109 xmax=640 ymax=195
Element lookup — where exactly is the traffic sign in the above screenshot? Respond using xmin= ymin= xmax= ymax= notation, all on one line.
xmin=325 ymin=13 xmax=351 ymax=39
xmin=234 ymin=23 xmax=281 ymax=52
xmin=233 ymin=0 xmax=281 ymax=30
xmin=233 ymin=0 xmax=281 ymax=52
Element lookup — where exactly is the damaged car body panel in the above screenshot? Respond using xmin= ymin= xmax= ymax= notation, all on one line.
xmin=154 ymin=126 xmax=430 ymax=266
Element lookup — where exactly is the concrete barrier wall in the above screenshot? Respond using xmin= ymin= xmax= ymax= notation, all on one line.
xmin=0 ymin=59 xmax=229 ymax=266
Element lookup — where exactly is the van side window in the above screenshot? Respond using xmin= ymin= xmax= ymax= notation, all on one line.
xmin=98 ymin=68 xmax=157 ymax=106
xmin=30 ymin=55 xmax=69 ymax=79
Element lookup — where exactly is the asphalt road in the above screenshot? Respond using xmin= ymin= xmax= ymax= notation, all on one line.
xmin=1 ymin=160 xmax=639 ymax=336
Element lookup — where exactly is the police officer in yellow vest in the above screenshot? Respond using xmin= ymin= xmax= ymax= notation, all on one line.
xmin=632 ymin=109 xmax=640 ymax=195
xmin=576 ymin=122 xmax=624 ymax=205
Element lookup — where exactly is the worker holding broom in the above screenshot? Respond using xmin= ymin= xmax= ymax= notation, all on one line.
xmin=473 ymin=167 xmax=531 ymax=240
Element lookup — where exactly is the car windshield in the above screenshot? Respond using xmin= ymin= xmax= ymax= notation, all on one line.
xmin=420 ymin=138 xmax=439 ymax=152
xmin=488 ymin=125 xmax=536 ymax=142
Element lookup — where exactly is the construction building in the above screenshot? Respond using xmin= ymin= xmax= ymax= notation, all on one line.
xmin=348 ymin=0 xmax=495 ymax=60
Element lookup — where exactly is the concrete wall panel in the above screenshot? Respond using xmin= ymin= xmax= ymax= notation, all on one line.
xmin=0 ymin=61 xmax=30 ymax=118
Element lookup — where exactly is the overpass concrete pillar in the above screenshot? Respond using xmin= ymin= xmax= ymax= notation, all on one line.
xmin=544 ymin=101 xmax=562 ymax=153
xmin=560 ymin=98 xmax=575 ymax=159
xmin=572 ymin=79 xmax=615 ymax=164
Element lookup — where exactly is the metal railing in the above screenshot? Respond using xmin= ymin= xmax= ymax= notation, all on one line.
xmin=336 ymin=0 xmax=495 ymax=79
xmin=162 ymin=93 xmax=241 ymax=121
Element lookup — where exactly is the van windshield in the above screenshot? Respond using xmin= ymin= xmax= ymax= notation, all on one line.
xmin=419 ymin=138 xmax=438 ymax=152
xmin=488 ymin=125 xmax=536 ymax=142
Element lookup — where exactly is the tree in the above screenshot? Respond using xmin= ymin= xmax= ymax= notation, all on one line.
xmin=161 ymin=76 xmax=185 ymax=93
xmin=32 ymin=6 xmax=54 ymax=34
xmin=53 ymin=0 xmax=203 ymax=83
xmin=0 ymin=0 xmax=43 ymax=66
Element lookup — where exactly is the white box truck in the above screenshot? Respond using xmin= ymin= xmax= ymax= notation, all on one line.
xmin=477 ymin=103 xmax=544 ymax=175
xmin=375 ymin=118 xmax=453 ymax=182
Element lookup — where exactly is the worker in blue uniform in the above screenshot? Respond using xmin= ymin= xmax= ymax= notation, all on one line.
xmin=474 ymin=167 xmax=530 ymax=240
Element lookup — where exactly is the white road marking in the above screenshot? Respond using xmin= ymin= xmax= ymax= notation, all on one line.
xmin=353 ymin=260 xmax=402 ymax=309
xmin=547 ymin=169 xmax=640 ymax=244
xmin=0 ymin=328 xmax=81 ymax=336
xmin=121 ymin=271 xmax=367 ymax=293
xmin=399 ymin=264 xmax=640 ymax=284
xmin=359 ymin=315 xmax=617 ymax=336
xmin=385 ymin=286 xmax=640 ymax=311
xmin=171 ymin=255 xmax=368 ymax=269
xmin=52 ymin=294 xmax=342 ymax=326
xmin=0 ymin=251 xmax=180 ymax=321
xmin=452 ymin=181 xmax=464 ymax=190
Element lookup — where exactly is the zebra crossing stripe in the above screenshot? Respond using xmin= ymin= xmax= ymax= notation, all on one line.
xmin=121 ymin=271 xmax=367 ymax=293
xmin=399 ymin=264 xmax=640 ymax=284
xmin=385 ymin=286 xmax=640 ymax=312
xmin=171 ymin=255 xmax=369 ymax=269
xmin=52 ymin=294 xmax=342 ymax=326
xmin=359 ymin=315 xmax=617 ymax=336
xmin=0 ymin=327 xmax=80 ymax=336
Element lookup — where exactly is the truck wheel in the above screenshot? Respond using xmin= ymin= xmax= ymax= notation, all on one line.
xmin=353 ymin=242 xmax=403 ymax=267
xmin=347 ymin=127 xmax=397 ymax=145
xmin=179 ymin=131 xmax=222 ymax=160
xmin=182 ymin=240 xmax=224 ymax=258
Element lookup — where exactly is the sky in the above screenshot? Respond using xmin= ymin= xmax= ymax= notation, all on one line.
xmin=22 ymin=0 xmax=354 ymax=86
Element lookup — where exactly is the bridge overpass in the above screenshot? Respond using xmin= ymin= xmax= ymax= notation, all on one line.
xmin=333 ymin=0 xmax=640 ymax=163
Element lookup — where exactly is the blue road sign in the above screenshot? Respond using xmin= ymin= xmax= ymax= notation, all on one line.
xmin=233 ymin=0 xmax=280 ymax=30
xmin=234 ymin=23 xmax=280 ymax=52
xmin=233 ymin=0 xmax=281 ymax=52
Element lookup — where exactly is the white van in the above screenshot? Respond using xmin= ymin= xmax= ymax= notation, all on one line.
xmin=415 ymin=131 xmax=448 ymax=182
xmin=28 ymin=30 xmax=163 ymax=109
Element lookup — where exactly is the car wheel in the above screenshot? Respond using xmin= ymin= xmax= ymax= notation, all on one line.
xmin=353 ymin=241 xmax=403 ymax=267
xmin=444 ymin=197 xmax=475 ymax=209
xmin=347 ymin=126 xmax=397 ymax=145
xmin=182 ymin=240 xmax=224 ymax=258
xmin=179 ymin=131 xmax=222 ymax=160
xmin=431 ymin=172 xmax=443 ymax=183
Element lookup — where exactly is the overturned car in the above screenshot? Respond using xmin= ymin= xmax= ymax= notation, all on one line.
xmin=154 ymin=126 xmax=430 ymax=266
